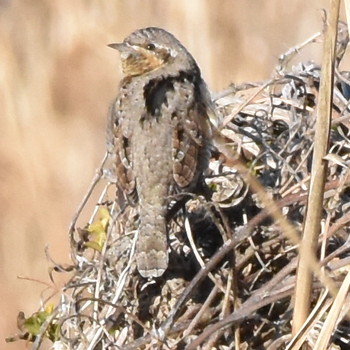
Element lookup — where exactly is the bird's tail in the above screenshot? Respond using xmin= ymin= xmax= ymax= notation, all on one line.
xmin=136 ymin=216 xmax=168 ymax=278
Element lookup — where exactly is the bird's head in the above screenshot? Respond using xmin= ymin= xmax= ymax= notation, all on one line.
xmin=109 ymin=27 xmax=196 ymax=77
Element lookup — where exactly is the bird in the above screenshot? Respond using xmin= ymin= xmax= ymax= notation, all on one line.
xmin=108 ymin=27 xmax=215 ymax=278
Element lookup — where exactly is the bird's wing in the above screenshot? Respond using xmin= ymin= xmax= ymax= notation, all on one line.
xmin=111 ymin=101 xmax=138 ymax=205
xmin=171 ymin=81 xmax=212 ymax=189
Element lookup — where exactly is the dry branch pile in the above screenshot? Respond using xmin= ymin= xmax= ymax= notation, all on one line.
xmin=10 ymin=25 xmax=350 ymax=350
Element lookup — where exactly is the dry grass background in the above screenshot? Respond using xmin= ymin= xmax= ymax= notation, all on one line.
xmin=1 ymin=0 xmax=349 ymax=348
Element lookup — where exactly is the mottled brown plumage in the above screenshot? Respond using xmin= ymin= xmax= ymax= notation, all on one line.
xmin=109 ymin=27 xmax=214 ymax=278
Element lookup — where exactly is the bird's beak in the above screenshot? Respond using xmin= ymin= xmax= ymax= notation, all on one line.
xmin=108 ymin=42 xmax=127 ymax=52
xmin=108 ymin=42 xmax=134 ymax=61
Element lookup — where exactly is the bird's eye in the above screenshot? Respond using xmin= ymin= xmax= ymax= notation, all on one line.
xmin=146 ymin=43 xmax=156 ymax=51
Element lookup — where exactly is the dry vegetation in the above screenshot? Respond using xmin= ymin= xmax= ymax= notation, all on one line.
xmin=2 ymin=0 xmax=350 ymax=349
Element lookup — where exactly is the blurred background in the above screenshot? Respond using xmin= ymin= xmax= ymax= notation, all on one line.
xmin=1 ymin=0 xmax=348 ymax=348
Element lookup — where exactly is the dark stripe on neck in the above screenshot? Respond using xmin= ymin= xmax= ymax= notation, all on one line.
xmin=143 ymin=69 xmax=201 ymax=117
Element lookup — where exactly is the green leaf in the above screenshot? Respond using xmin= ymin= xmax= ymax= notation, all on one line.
xmin=23 ymin=311 xmax=50 ymax=336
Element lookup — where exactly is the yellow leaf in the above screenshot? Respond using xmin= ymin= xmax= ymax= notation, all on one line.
xmin=85 ymin=240 xmax=103 ymax=253
xmin=45 ymin=303 xmax=54 ymax=315
xmin=85 ymin=207 xmax=110 ymax=252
